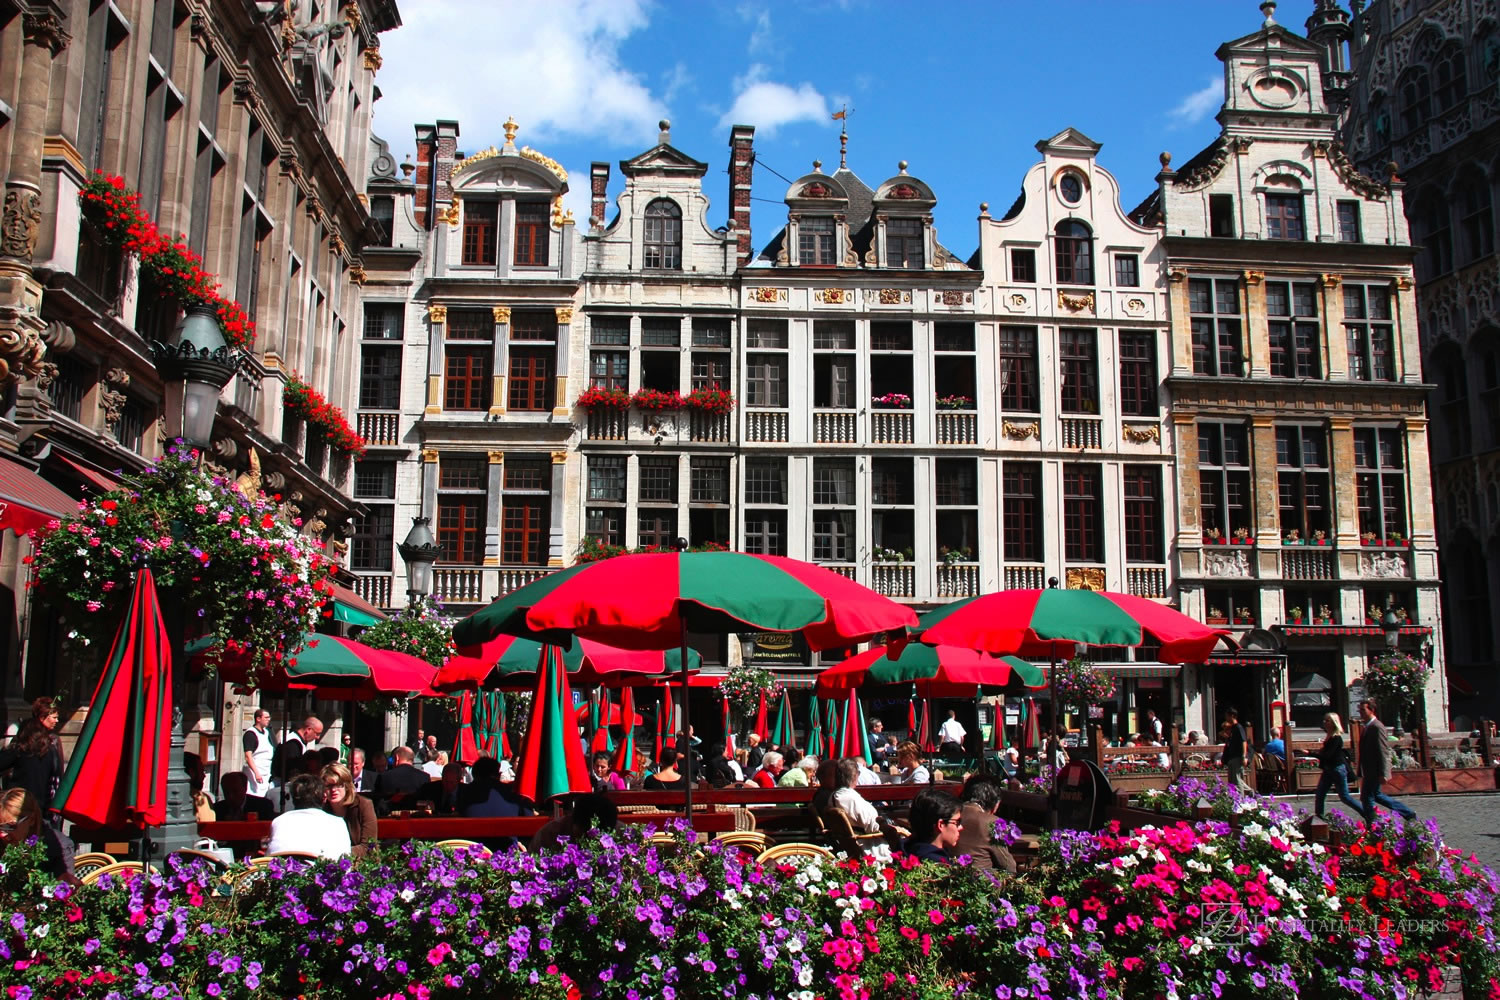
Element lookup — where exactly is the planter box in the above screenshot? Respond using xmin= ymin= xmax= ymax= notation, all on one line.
xmin=1432 ymin=766 xmax=1497 ymax=793
xmin=1294 ymin=769 xmax=1323 ymax=791
xmin=1106 ymin=773 xmax=1175 ymax=794
xmin=1382 ymin=769 xmax=1435 ymax=795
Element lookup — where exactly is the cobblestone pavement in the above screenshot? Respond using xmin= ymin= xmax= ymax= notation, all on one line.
xmin=1280 ymin=791 xmax=1500 ymax=872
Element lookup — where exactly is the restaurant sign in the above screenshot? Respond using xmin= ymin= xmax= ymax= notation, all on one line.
xmin=744 ymin=631 xmax=809 ymax=664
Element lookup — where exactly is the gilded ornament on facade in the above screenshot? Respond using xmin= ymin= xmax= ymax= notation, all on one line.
xmin=937 ymin=290 xmax=968 ymax=306
xmin=1065 ymin=568 xmax=1106 ymax=591
xmin=1122 ymin=423 xmax=1160 ymax=443
xmin=450 ymin=146 xmax=500 ymax=177
xmin=427 ymin=304 xmax=448 ymax=324
xmin=1319 ymin=273 xmax=1342 ymax=288
xmin=1242 ymin=269 xmax=1264 ymax=286
xmin=340 ymin=1 xmax=362 ymax=30
xmin=1396 ymin=275 xmax=1413 ymax=291
xmin=362 ymin=46 xmax=383 ymax=71
xmin=487 ymin=451 xmax=505 ymax=465
xmin=555 ymin=307 xmax=574 ymax=324
xmin=421 ymin=449 xmax=440 ymax=463
xmin=502 ymin=117 xmax=519 ymax=149
xmin=1168 ymin=267 xmax=1189 ymax=283
xmin=349 ymin=265 xmax=366 ymax=285
xmin=550 ymin=451 xmax=568 ymax=465
xmin=1009 ymin=293 xmax=1027 ymax=308
xmin=1057 ymin=290 xmax=1094 ymax=312
xmin=492 ymin=306 xmax=511 ymax=324
xmin=328 ymin=231 xmax=346 ymax=256
xmin=749 ymin=287 xmax=787 ymax=303
xmin=814 ymin=288 xmax=849 ymax=304
xmin=1124 ymin=297 xmax=1147 ymax=313
xmin=1002 ymin=420 xmax=1039 ymax=441
xmin=436 ymin=198 xmax=461 ymax=228
xmin=520 ymin=147 xmax=568 ymax=182
xmin=877 ymin=289 xmax=906 ymax=305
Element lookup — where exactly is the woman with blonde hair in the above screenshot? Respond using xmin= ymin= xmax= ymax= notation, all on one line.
xmin=1313 ymin=712 xmax=1363 ymax=820
xmin=321 ymin=762 xmax=378 ymax=857
xmin=894 ymin=741 xmax=931 ymax=784
xmin=0 ymin=788 xmax=76 ymax=881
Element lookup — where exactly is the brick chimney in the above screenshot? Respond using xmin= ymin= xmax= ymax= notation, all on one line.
xmin=433 ymin=119 xmax=460 ymax=216
xmin=413 ymin=124 xmax=436 ymax=228
xmin=590 ymin=162 xmax=610 ymax=230
xmin=729 ymin=124 xmax=755 ymax=266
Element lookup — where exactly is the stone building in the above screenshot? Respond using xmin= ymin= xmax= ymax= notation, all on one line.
xmin=1132 ymin=1 xmax=1446 ymax=735
xmin=347 ymin=117 xmax=583 ymax=617
xmin=0 ymin=0 xmax=399 ymax=719
xmin=972 ymin=127 xmax=1177 ymax=733
xmin=1341 ymin=0 xmax=1500 ymax=724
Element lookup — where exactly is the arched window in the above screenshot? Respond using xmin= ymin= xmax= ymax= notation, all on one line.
xmin=1415 ymin=191 xmax=1452 ymax=280
xmin=1398 ymin=67 xmax=1431 ymax=136
xmin=1053 ymin=220 xmax=1092 ymax=285
xmin=1434 ymin=44 xmax=1468 ymax=110
xmin=1479 ymin=327 xmax=1500 ymax=447
xmin=1455 ymin=169 xmax=1495 ymax=263
xmin=643 ymin=199 xmax=682 ymax=269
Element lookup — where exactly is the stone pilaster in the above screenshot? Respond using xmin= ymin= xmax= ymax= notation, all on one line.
xmin=548 ymin=450 xmax=566 ymax=566
xmin=1172 ymin=412 xmax=1201 ymax=540
xmin=1328 ymin=416 xmax=1359 ymax=546
xmin=1167 ymin=269 xmax=1194 ymax=374
xmin=1250 ymin=414 xmax=1279 ymax=541
xmin=1392 ymin=275 xmax=1421 ymax=384
xmin=553 ymin=306 xmax=573 ymax=416
xmin=489 ymin=306 xmax=509 ymax=415
xmin=1319 ymin=273 xmax=1347 ymax=378
xmin=425 ymin=304 xmax=445 ymax=412
xmin=484 ymin=450 xmax=503 ymax=565
xmin=1403 ymin=417 xmax=1436 ymax=547
xmin=1243 ymin=270 xmax=1268 ymax=378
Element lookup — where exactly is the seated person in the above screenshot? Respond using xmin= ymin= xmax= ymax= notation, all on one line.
xmin=530 ymin=793 xmax=619 ymax=853
xmin=955 ymin=777 xmax=1018 ymax=874
xmin=855 ymin=757 xmax=883 ymax=786
xmin=881 ymin=734 xmax=901 ymax=763
xmin=1263 ymin=726 xmax=1287 ymax=761
xmin=266 ymin=775 xmax=351 ymax=859
xmin=642 ymin=748 xmax=687 ymax=790
xmin=183 ymin=752 xmax=216 ymax=822
xmin=374 ymin=746 xmax=431 ymax=814
xmin=730 ymin=747 xmax=748 ymax=784
xmin=322 ymin=763 xmax=378 ymax=858
xmin=830 ymin=758 xmax=884 ymax=834
xmin=459 ymin=757 xmax=532 ymax=819
xmin=702 ymin=744 xmax=739 ymax=788
xmin=749 ymin=750 xmax=785 ymax=788
xmin=213 ymin=771 xmax=275 ymax=821
xmin=589 ymin=752 xmax=627 ymax=793
xmin=421 ymin=750 xmax=449 ymax=780
xmin=0 ymin=788 xmax=78 ymax=883
xmin=901 ymin=786 xmax=963 ymax=866
xmin=778 ymin=755 xmax=819 ymax=788
xmin=412 ymin=762 xmax=466 ymax=815
xmin=893 ymin=741 xmax=931 ymax=784
xmin=811 ymin=758 xmax=840 ymax=817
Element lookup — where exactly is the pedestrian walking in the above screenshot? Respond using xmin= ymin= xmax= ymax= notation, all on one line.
xmin=1221 ymin=707 xmax=1252 ymax=794
xmin=1313 ymin=712 xmax=1363 ymax=820
xmin=1357 ymin=699 xmax=1417 ymax=824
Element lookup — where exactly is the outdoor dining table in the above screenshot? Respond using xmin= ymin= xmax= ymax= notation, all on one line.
xmin=197 ymin=810 xmax=737 ymax=845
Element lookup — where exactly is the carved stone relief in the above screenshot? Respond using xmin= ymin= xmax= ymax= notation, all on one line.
xmin=2 ymin=188 xmax=42 ymax=260
xmin=1066 ymin=568 xmax=1106 ymax=591
xmin=1362 ymin=551 xmax=1410 ymax=579
xmin=1205 ymin=549 xmax=1252 ymax=578
xmin=1002 ymin=420 xmax=1039 ymax=441
xmin=748 ymin=287 xmax=787 ymax=303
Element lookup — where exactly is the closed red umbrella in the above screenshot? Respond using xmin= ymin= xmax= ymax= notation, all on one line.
xmin=917 ymin=698 xmax=934 ymax=753
xmin=516 ymin=645 xmax=591 ymax=802
xmin=452 ymin=691 xmax=481 ymax=765
xmin=752 ymin=689 xmax=770 ymax=743
xmin=53 ymin=569 xmax=172 ymax=829
xmin=611 ymin=686 xmax=638 ymax=772
xmin=721 ymin=694 xmax=736 ymax=755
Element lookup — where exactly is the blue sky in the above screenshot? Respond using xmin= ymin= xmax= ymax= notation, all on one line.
xmin=375 ymin=1 xmax=1290 ymax=257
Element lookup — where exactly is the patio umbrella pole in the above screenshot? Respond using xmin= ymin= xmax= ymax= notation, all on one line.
xmin=1048 ymin=639 xmax=1059 ymax=831
xmin=679 ymin=606 xmax=692 ymax=828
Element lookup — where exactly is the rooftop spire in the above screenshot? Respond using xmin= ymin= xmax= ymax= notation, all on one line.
xmin=832 ymin=104 xmax=852 ymax=169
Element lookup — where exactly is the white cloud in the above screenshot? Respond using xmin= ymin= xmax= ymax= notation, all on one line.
xmin=373 ymin=0 xmax=667 ymax=157
xmin=661 ymin=62 xmax=694 ymax=106
xmin=744 ymin=7 xmax=773 ymax=54
xmin=1166 ymin=77 xmax=1223 ymax=129
xmin=718 ymin=65 xmax=830 ymax=136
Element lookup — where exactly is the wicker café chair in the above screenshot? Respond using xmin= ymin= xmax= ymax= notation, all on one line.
xmin=712 ymin=831 xmax=768 ymax=855
xmin=80 ymin=860 xmax=151 ymax=886
xmin=71 ymin=852 xmax=117 ymax=879
xmin=755 ymin=842 xmax=833 ymax=865
xmin=821 ymin=807 xmax=885 ymax=860
xmin=434 ymin=839 xmax=493 ymax=856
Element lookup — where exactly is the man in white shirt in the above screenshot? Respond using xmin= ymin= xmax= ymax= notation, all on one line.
xmin=266 ymin=775 xmax=351 ymax=859
xmin=242 ymin=708 xmax=274 ymax=798
xmin=938 ymin=710 xmax=967 ymax=754
xmin=1145 ymin=709 xmax=1164 ymax=741
xmin=830 ymin=758 xmax=882 ymax=833
xmin=422 ymin=750 xmax=449 ymax=780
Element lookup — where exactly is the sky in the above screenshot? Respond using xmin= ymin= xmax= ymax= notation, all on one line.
xmin=373 ymin=1 xmax=1289 ymax=259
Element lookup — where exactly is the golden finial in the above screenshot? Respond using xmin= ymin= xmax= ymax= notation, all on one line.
xmin=898 ymin=160 xmax=909 ymax=174
xmin=813 ymin=159 xmax=823 ymax=173
xmin=502 ymin=116 xmax=518 ymax=150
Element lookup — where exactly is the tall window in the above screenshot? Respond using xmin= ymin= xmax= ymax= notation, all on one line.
xmin=364 ymin=302 xmax=404 ymax=340
xmin=509 ymin=312 xmax=555 ymax=411
xmin=1344 ymin=284 xmax=1394 ymax=382
xmin=644 ymin=199 xmax=682 ymax=269
xmin=138 ymin=0 xmax=177 ymax=218
xmin=1336 ymin=201 xmax=1362 ymax=243
xmin=1417 ymin=193 xmax=1452 ymax=280
xmin=1354 ymin=427 xmax=1407 ymax=541
xmin=744 ymin=457 xmax=787 ymax=556
xmin=1114 ymin=253 xmax=1140 ymax=287
xmin=359 ymin=343 xmax=401 ymax=409
xmin=812 ymin=458 xmax=855 ymax=563
xmin=1265 ymin=193 xmax=1305 ymax=240
xmin=886 ymin=219 xmax=924 ymax=268
xmin=1457 ymin=172 xmax=1495 ymax=264
xmin=1210 ymin=194 xmax=1236 ymax=238
xmin=1436 ymin=349 xmax=1471 ymax=457
xmin=1059 ymin=329 xmax=1098 ymax=414
xmin=691 ymin=318 xmax=731 ymax=392
xmin=799 ymin=216 xmax=836 ymax=265
xmin=1054 ymin=220 xmax=1092 ymax=284
xmin=745 ymin=320 xmax=788 ymax=407
xmin=586 ymin=456 xmax=625 ymax=546
xmin=1189 ymin=277 xmax=1243 ymax=377
xmin=1063 ymin=464 xmax=1103 ymax=563
xmin=638 ymin=456 xmax=678 ymax=550
xmin=935 ymin=459 xmax=978 ymax=562
xmin=691 ymin=457 xmax=730 ymax=503
xmin=1266 ymin=280 xmax=1320 ymax=379
xmin=188 ymin=55 xmax=225 ymax=257
xmin=444 ymin=348 xmax=490 ymax=410
xmin=368 ymin=195 xmax=395 ymax=248
xmin=437 ymin=456 xmax=485 ymax=564
xmin=1123 ymin=466 xmax=1162 ymax=563
xmin=813 ymin=320 xmax=854 ymax=408
xmin=999 ymin=326 xmax=1039 ymax=412
xmin=743 ymin=511 xmax=787 ymax=556
xmin=78 ymin=1 xmax=126 ymax=173
xmin=640 ymin=317 xmax=681 ymax=393
xmin=589 ymin=316 xmax=629 ymax=390
xmin=1118 ymin=332 xmax=1158 ymax=417
xmin=512 ymin=202 xmax=549 ymax=265
xmin=745 ymin=458 xmax=787 ymax=504
xmin=351 ymin=462 xmax=396 ymax=571
xmin=501 ymin=458 xmax=550 ymax=565
xmin=1198 ymin=422 xmax=1252 ymax=538
xmin=871 ymin=458 xmax=914 ymax=559
xmin=1398 ymin=67 xmax=1431 ymax=135
xmin=1010 ymin=248 xmax=1036 ymax=283
xmin=1276 ymin=425 xmax=1331 ymax=538
xmin=1434 ymin=45 xmax=1468 ymax=110
xmin=1002 ymin=462 xmax=1041 ymax=562
xmin=462 ymin=201 xmax=497 ymax=265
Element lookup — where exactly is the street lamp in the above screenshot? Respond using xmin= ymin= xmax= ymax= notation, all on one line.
xmin=150 ymin=304 xmax=240 ymax=451
xmin=398 ymin=516 xmax=439 ymax=605
xmin=1381 ymin=600 xmax=1403 ymax=651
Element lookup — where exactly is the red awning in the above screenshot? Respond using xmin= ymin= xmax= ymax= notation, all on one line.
xmin=54 ymin=453 xmax=120 ymax=493
xmin=1279 ymin=625 xmax=1433 ymax=638
xmin=0 ymin=456 xmax=79 ymax=536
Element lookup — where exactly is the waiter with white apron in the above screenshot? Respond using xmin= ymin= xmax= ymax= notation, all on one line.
xmin=242 ymin=708 xmax=275 ymax=798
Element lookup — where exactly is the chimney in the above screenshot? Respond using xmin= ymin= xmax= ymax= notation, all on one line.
xmin=729 ymin=124 xmax=755 ymax=267
xmin=433 ymin=119 xmax=461 ymax=214
xmin=590 ymin=162 xmax=610 ymax=231
xmin=413 ymin=124 xmax=436 ymax=228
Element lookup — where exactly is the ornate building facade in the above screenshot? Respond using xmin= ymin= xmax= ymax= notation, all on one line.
xmin=1134 ymin=2 xmax=1446 ymax=734
xmin=0 ymin=0 xmax=399 ymax=718
xmin=1342 ymin=0 xmax=1500 ymax=723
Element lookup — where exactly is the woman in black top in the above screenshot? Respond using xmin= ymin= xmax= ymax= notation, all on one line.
xmin=1313 ymin=711 xmax=1363 ymax=819
xmin=0 ymin=698 xmax=65 ymax=812
xmin=643 ymin=748 xmax=687 ymax=790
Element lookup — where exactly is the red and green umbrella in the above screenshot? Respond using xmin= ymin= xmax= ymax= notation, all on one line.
xmin=213 ymin=632 xmax=438 ymax=699
xmin=835 ymin=690 xmax=874 ymax=764
xmin=437 ymin=634 xmax=699 ymax=692
xmin=516 ymin=645 xmax=591 ymax=802
xmin=770 ymin=688 xmax=795 ymax=748
xmin=752 ymin=690 xmax=770 ymax=743
xmin=993 ymin=701 xmax=1008 ymax=750
xmin=815 ymin=643 xmax=1046 ymax=698
xmin=589 ymin=689 xmax=614 ymax=754
xmin=611 ymin=686 xmax=638 ymax=772
xmin=919 ymin=588 xmax=1226 ymax=663
xmin=906 ymin=695 xmax=918 ymax=738
xmin=53 ymin=569 xmax=172 ymax=829
xmin=452 ymin=691 xmax=481 ymax=765
xmin=654 ymin=683 xmax=674 ymax=763
xmin=917 ymin=698 xmax=934 ymax=753
xmin=806 ymin=696 xmax=825 ymax=758
xmin=721 ymin=695 xmax=736 ymax=755
xmin=1020 ymin=698 xmax=1042 ymax=750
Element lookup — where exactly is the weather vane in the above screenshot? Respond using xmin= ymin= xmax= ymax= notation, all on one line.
xmin=832 ymin=104 xmax=854 ymax=168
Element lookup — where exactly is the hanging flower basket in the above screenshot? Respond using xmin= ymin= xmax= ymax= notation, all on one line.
xmin=630 ymin=388 xmax=684 ymax=411
xmin=1362 ymin=651 xmax=1431 ymax=705
xmin=358 ymin=597 xmax=455 ymax=667
xmin=1052 ymin=656 xmax=1115 ymax=711
xmin=576 ymin=385 xmax=631 ymax=411
xmin=717 ymin=663 xmax=781 ymax=718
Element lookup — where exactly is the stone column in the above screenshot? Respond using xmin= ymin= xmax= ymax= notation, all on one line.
xmin=419 ymin=449 xmax=439 ymax=535
xmin=1319 ymin=274 xmax=1347 ymax=379
xmin=1328 ymin=417 xmax=1359 ymax=546
xmin=553 ymin=306 xmax=573 ymax=416
xmin=489 ymin=306 xmax=509 ymax=415
xmin=1243 ymin=270 xmax=1268 ymax=378
xmin=1166 ymin=268 xmax=1194 ymax=374
xmin=425 ymin=304 xmax=446 ymax=412
xmin=548 ymin=450 xmax=566 ymax=566
xmin=485 ymin=450 xmax=503 ymax=565
xmin=0 ymin=6 xmax=69 ymax=388
xmin=1250 ymin=414 xmax=1279 ymax=542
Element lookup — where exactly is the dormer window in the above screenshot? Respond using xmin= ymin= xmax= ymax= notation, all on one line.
xmin=462 ymin=200 xmax=497 ymax=266
xmin=514 ymin=202 xmax=549 ymax=265
xmin=886 ymin=219 xmax=924 ymax=269
xmin=1054 ymin=220 xmax=1092 ymax=284
xmin=644 ymin=199 xmax=682 ymax=269
xmin=1265 ymin=193 xmax=1304 ymax=240
xmin=799 ymin=216 xmax=836 ymax=265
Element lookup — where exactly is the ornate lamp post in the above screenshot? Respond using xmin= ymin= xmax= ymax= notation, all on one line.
xmin=148 ymin=303 xmax=240 ymax=856
xmin=399 ymin=516 xmax=438 ymax=605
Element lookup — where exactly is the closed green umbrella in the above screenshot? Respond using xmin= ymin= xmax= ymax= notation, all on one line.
xmin=806 ymin=695 xmax=825 ymax=758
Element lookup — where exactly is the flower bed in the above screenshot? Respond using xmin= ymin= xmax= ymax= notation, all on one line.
xmin=4 ymin=805 xmax=1497 ymax=1000
xmin=79 ymin=173 xmax=255 ymax=350
xmin=283 ymin=377 xmax=365 ymax=457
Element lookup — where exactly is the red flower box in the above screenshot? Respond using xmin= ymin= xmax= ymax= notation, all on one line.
xmin=284 ymin=377 xmax=365 ymax=458
xmin=629 ymin=388 xmax=683 ymax=411
xmin=576 ymin=386 xmax=631 ymax=410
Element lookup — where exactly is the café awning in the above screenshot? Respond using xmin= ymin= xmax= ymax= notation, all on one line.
xmin=328 ymin=582 xmax=388 ymax=626
xmin=0 ymin=456 xmax=78 ymax=536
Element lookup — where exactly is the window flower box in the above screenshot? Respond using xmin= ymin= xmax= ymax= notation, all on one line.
xmin=934 ymin=394 xmax=974 ymax=410
xmin=576 ymin=385 xmax=631 ymax=411
xmin=871 ymin=392 xmax=912 ymax=409
xmin=1231 ymin=529 xmax=1253 ymax=545
xmin=284 ymin=377 xmax=366 ymax=458
xmin=1203 ymin=530 xmax=1226 ymax=545
xmin=682 ymin=386 xmax=737 ymax=415
xmin=629 ymin=388 xmax=683 ymax=411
